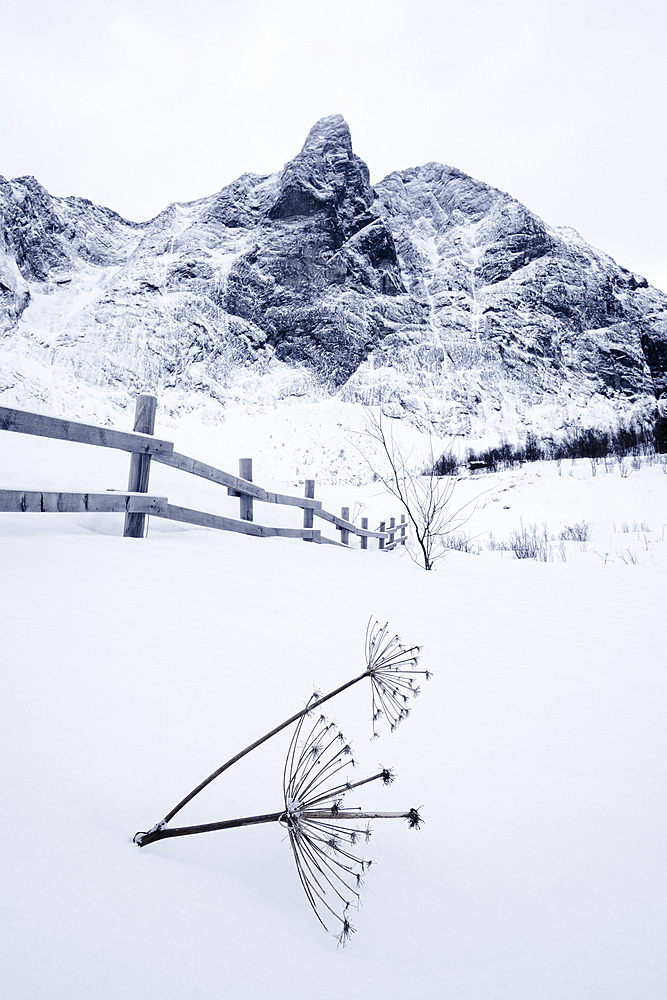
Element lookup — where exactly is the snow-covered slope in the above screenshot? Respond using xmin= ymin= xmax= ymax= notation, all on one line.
xmin=2 ymin=432 xmax=666 ymax=999
xmin=2 ymin=116 xmax=666 ymax=444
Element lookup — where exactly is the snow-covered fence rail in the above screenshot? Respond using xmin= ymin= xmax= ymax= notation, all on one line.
xmin=0 ymin=489 xmax=167 ymax=516
xmin=0 ymin=395 xmax=406 ymax=549
xmin=0 ymin=404 xmax=174 ymax=457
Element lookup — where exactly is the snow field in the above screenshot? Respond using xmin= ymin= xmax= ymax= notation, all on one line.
xmin=1 ymin=414 xmax=666 ymax=999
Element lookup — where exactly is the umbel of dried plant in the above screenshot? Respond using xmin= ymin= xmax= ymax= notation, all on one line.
xmin=133 ymin=621 xmax=429 ymax=942
xmin=282 ymin=710 xmax=423 ymax=944
xmin=365 ymin=619 xmax=430 ymax=735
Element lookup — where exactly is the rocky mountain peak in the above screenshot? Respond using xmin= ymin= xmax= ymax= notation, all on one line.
xmin=299 ymin=113 xmax=354 ymax=163
xmin=1 ymin=117 xmax=667 ymax=440
xmin=268 ymin=114 xmax=375 ymax=240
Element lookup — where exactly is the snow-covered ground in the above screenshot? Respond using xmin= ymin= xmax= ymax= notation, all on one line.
xmin=2 ymin=404 xmax=666 ymax=999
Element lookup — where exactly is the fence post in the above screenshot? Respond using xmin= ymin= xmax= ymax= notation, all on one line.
xmin=303 ymin=480 xmax=315 ymax=541
xmin=389 ymin=517 xmax=395 ymax=547
xmin=400 ymin=514 xmax=406 ymax=545
xmin=379 ymin=521 xmax=385 ymax=550
xmin=340 ymin=507 xmax=350 ymax=546
xmin=123 ymin=393 xmax=157 ymax=538
xmin=361 ymin=517 xmax=368 ymax=550
xmin=239 ymin=458 xmax=253 ymax=521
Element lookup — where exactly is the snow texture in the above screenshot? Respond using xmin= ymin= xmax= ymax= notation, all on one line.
xmin=2 ymin=115 xmax=667 ymax=442
xmin=1 ymin=409 xmax=666 ymax=999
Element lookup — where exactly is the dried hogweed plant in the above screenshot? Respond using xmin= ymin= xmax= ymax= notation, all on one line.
xmin=133 ymin=621 xmax=429 ymax=943
xmin=281 ymin=709 xmax=423 ymax=944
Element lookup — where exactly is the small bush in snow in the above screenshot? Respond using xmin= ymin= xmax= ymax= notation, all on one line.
xmin=431 ymin=451 xmax=459 ymax=476
xmin=559 ymin=521 xmax=591 ymax=542
xmin=358 ymin=409 xmax=476 ymax=570
xmin=508 ymin=521 xmax=551 ymax=561
xmin=441 ymin=531 xmax=480 ymax=554
xmin=488 ymin=521 xmax=552 ymax=561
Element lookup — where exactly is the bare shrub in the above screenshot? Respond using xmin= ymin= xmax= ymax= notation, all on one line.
xmin=508 ymin=520 xmax=551 ymax=561
xmin=488 ymin=521 xmax=552 ymax=561
xmin=432 ymin=451 xmax=459 ymax=476
xmin=460 ymin=418 xmax=657 ymax=474
xmin=358 ymin=409 xmax=478 ymax=570
xmin=559 ymin=521 xmax=591 ymax=542
xmin=621 ymin=520 xmax=650 ymax=534
xmin=441 ymin=531 xmax=480 ymax=554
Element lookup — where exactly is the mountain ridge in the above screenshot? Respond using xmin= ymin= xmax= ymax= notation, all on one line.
xmin=1 ymin=114 xmax=666 ymax=440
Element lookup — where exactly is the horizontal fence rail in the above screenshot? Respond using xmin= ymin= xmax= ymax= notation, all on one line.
xmin=0 ymin=396 xmax=409 ymax=550
xmin=0 ymin=405 xmax=174 ymax=457
xmin=153 ymin=450 xmax=323 ymax=509
xmin=155 ymin=504 xmax=322 ymax=541
xmin=0 ymin=490 xmax=168 ymax=515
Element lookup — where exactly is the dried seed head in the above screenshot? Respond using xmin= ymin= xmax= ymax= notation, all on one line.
xmin=281 ymin=714 xmax=373 ymax=942
xmin=337 ymin=916 xmax=356 ymax=947
xmin=406 ymin=808 xmax=424 ymax=830
xmin=365 ymin=620 xmax=431 ymax=736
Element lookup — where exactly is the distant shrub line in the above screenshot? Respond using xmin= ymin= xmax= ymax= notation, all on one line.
xmin=431 ymin=419 xmax=663 ymax=477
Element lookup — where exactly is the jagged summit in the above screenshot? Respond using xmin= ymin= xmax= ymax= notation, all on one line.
xmin=269 ymin=115 xmax=375 ymax=241
xmin=1 ymin=117 xmax=666 ymax=439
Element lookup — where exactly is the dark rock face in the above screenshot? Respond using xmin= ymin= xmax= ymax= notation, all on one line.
xmin=0 ymin=175 xmax=142 ymax=280
xmin=366 ymin=163 xmax=667 ymax=425
xmin=1 ymin=114 xmax=666 ymax=430
xmin=222 ymin=116 xmax=405 ymax=383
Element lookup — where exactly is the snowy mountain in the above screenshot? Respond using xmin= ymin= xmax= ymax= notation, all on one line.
xmin=1 ymin=114 xmax=666 ymax=439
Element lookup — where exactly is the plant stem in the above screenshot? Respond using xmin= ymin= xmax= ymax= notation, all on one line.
xmin=135 ymin=809 xmax=415 ymax=847
xmin=299 ymin=810 xmax=413 ymax=821
xmin=160 ymin=670 xmax=371 ymax=826
xmin=135 ymin=812 xmax=283 ymax=846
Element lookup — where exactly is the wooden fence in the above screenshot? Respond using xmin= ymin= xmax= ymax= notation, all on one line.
xmin=0 ymin=395 xmax=407 ymax=550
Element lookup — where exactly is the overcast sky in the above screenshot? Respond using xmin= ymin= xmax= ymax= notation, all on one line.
xmin=1 ymin=0 xmax=665 ymax=290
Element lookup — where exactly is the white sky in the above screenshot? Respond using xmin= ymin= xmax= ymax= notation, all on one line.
xmin=1 ymin=0 xmax=666 ymax=291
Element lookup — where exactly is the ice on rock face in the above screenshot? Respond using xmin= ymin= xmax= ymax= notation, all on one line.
xmin=1 ymin=116 xmax=666 ymax=437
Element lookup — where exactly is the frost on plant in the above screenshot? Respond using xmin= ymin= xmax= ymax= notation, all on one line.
xmin=280 ymin=710 xmax=420 ymax=945
xmin=133 ymin=619 xmax=428 ymax=943
xmin=365 ymin=620 xmax=428 ymax=735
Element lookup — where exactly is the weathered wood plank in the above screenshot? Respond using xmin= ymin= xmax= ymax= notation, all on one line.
xmin=155 ymin=504 xmax=321 ymax=541
xmin=317 ymin=534 xmax=349 ymax=548
xmin=274 ymin=526 xmax=322 ymax=541
xmin=0 ymin=405 xmax=173 ymax=455
xmin=154 ymin=451 xmax=322 ymax=509
xmin=361 ymin=517 xmax=368 ymax=550
xmin=157 ymin=450 xmax=266 ymax=496
xmin=340 ymin=506 xmax=350 ymax=545
xmin=385 ymin=526 xmax=410 ymax=550
xmin=265 ymin=489 xmax=321 ymax=509
xmin=239 ymin=458 xmax=253 ymax=521
xmin=313 ymin=507 xmax=389 ymax=537
xmin=0 ymin=490 xmax=168 ymax=514
xmin=303 ymin=480 xmax=315 ymax=528
xmin=314 ymin=508 xmax=357 ymax=531
xmin=124 ymin=394 xmax=157 ymax=538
